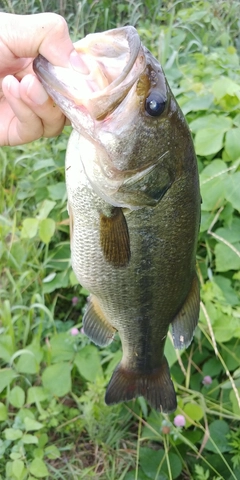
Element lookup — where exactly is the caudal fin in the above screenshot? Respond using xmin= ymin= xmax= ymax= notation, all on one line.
xmin=105 ymin=357 xmax=177 ymax=413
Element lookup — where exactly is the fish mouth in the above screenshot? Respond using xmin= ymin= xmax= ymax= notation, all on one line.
xmin=33 ymin=26 xmax=146 ymax=122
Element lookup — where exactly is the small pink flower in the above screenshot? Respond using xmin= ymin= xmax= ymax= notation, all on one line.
xmin=202 ymin=375 xmax=212 ymax=385
xmin=72 ymin=296 xmax=79 ymax=306
xmin=70 ymin=327 xmax=79 ymax=336
xmin=80 ymin=327 xmax=84 ymax=335
xmin=173 ymin=415 xmax=186 ymax=427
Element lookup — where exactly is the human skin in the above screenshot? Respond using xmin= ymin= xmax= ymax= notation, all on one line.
xmin=0 ymin=12 xmax=87 ymax=146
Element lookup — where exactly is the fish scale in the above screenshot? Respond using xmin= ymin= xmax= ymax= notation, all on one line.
xmin=33 ymin=26 xmax=201 ymax=412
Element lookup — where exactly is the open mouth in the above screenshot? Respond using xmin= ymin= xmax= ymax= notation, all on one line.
xmin=33 ymin=26 xmax=146 ymax=120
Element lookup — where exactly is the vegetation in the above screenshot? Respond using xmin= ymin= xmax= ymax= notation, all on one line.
xmin=1 ymin=0 xmax=240 ymax=478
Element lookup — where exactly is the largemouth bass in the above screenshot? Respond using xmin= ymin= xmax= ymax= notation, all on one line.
xmin=33 ymin=26 xmax=201 ymax=413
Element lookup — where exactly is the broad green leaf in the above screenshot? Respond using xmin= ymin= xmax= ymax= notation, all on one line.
xmin=49 ymin=333 xmax=76 ymax=363
xmin=202 ymin=357 xmax=223 ymax=376
xmin=29 ymin=458 xmax=49 ymax=478
xmin=215 ymin=242 xmax=240 ymax=272
xmin=165 ymin=335 xmax=179 ymax=367
xmin=27 ymin=387 xmax=49 ymax=405
xmin=42 ymin=362 xmax=72 ymax=396
xmin=9 ymin=386 xmax=25 ymax=408
xmin=0 ymin=369 xmax=18 ymax=393
xmin=0 ymin=402 xmax=7 ymax=421
xmin=39 ymin=218 xmax=55 ymax=244
xmin=225 ymin=128 xmax=240 ymax=161
xmin=233 ymin=113 xmax=240 ymax=127
xmin=224 ymin=172 xmax=240 ymax=212
xmin=12 ymin=459 xmax=25 ymax=479
xmin=5 ymin=428 xmax=23 ymax=441
xmin=74 ymin=345 xmax=102 ymax=382
xmin=181 ymin=93 xmax=213 ymax=115
xmin=183 ymin=403 xmax=204 ymax=427
xmin=104 ymin=349 xmax=122 ymax=377
xmin=38 ymin=434 xmax=49 ymax=448
xmin=190 ymin=114 xmax=232 ymax=134
xmin=200 ymin=211 xmax=215 ymax=233
xmin=0 ymin=335 xmax=15 ymax=363
xmin=140 ymin=448 xmax=166 ymax=479
xmin=32 ymin=158 xmax=56 ymax=171
xmin=42 ymin=271 xmax=69 ymax=294
xmin=140 ymin=447 xmax=182 ymax=480
xmin=200 ymin=160 xmax=227 ymax=211
xmin=141 ymin=410 xmax=162 ymax=441
xmin=24 ymin=417 xmax=44 ymax=432
xmin=212 ymin=315 xmax=238 ymax=343
xmin=215 ymin=218 xmax=240 ymax=243
xmin=195 ymin=128 xmax=225 ymax=156
xmin=22 ymin=434 xmax=39 ymax=444
xmin=214 ymin=276 xmax=240 ymax=306
xmin=44 ymin=445 xmax=61 ymax=459
xmin=212 ymin=77 xmax=240 ymax=101
xmin=21 ymin=218 xmax=39 ymax=239
xmin=205 ymin=420 xmax=230 ymax=453
xmin=69 ymin=270 xmax=79 ymax=286
xmin=221 ymin=343 xmax=240 ymax=371
xmin=16 ymin=349 xmax=39 ymax=375
xmin=33 ymin=447 xmax=44 ymax=459
xmin=47 ymin=182 xmax=66 ymax=200
xmin=36 ymin=199 xmax=56 ymax=220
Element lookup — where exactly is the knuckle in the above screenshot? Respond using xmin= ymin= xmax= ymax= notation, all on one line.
xmin=46 ymin=13 xmax=69 ymax=37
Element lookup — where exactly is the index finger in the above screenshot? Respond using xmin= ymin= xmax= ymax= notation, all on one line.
xmin=0 ymin=12 xmax=83 ymax=68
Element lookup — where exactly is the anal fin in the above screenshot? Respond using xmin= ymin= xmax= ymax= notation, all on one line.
xmin=83 ymin=295 xmax=116 ymax=347
xmin=105 ymin=357 xmax=177 ymax=413
xmin=171 ymin=273 xmax=200 ymax=349
xmin=100 ymin=206 xmax=130 ymax=267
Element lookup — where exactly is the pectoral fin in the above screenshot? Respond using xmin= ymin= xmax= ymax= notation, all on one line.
xmin=100 ymin=206 xmax=131 ymax=267
xmin=83 ymin=295 xmax=116 ymax=347
xmin=171 ymin=273 xmax=200 ymax=349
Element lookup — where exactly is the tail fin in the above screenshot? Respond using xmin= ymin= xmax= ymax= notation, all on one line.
xmin=105 ymin=357 xmax=177 ymax=413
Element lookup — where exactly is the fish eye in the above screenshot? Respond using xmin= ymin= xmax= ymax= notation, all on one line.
xmin=145 ymin=92 xmax=166 ymax=117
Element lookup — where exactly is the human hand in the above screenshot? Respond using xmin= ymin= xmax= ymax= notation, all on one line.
xmin=0 ymin=12 xmax=86 ymax=146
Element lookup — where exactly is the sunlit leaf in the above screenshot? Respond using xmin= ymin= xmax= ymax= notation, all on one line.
xmin=224 ymin=172 xmax=240 ymax=212
xmin=39 ymin=218 xmax=55 ymax=244
xmin=9 ymin=386 xmax=25 ymax=408
xmin=42 ymin=362 xmax=72 ymax=396
xmin=29 ymin=458 xmax=49 ymax=478
xmin=21 ymin=218 xmax=38 ymax=239
xmin=74 ymin=345 xmax=102 ymax=381
xmin=36 ymin=199 xmax=56 ymax=220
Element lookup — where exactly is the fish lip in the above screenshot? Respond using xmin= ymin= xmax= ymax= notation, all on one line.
xmin=33 ymin=26 xmax=145 ymax=121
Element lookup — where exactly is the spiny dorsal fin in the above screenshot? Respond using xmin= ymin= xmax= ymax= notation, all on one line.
xmin=83 ymin=295 xmax=116 ymax=347
xmin=100 ymin=207 xmax=131 ymax=267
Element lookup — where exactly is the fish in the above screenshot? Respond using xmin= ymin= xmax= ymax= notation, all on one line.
xmin=33 ymin=26 xmax=201 ymax=413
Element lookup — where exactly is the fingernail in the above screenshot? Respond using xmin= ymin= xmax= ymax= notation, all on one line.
xmin=4 ymin=75 xmax=20 ymax=98
xmin=27 ymin=77 xmax=49 ymax=105
xmin=69 ymin=50 xmax=89 ymax=73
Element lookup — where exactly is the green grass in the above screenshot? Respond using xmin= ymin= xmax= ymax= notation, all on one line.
xmin=1 ymin=0 xmax=240 ymax=479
